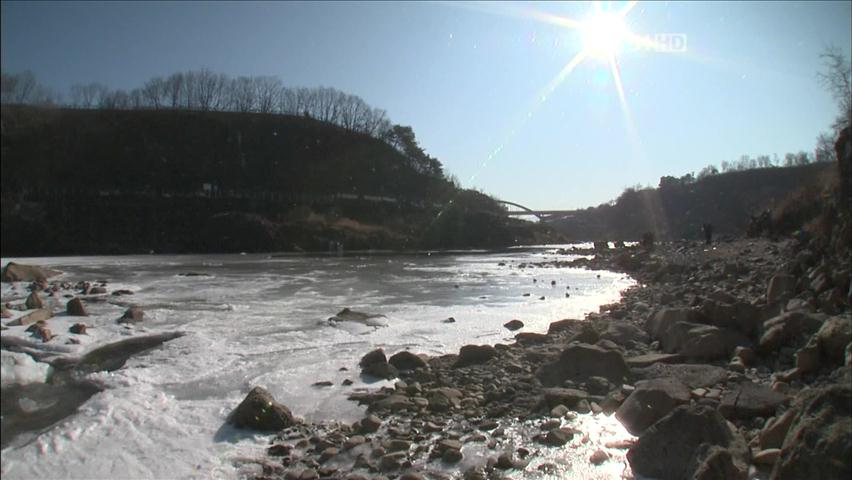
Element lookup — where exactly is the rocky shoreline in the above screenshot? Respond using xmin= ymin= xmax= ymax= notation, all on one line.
xmin=237 ymin=237 xmax=851 ymax=480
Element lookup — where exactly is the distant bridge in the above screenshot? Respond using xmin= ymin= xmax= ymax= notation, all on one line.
xmin=496 ymin=200 xmax=575 ymax=222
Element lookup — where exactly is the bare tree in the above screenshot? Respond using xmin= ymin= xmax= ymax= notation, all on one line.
xmin=164 ymin=72 xmax=184 ymax=108
xmin=194 ymin=69 xmax=227 ymax=111
xmin=0 ymin=70 xmax=37 ymax=104
xmin=129 ymin=88 xmax=144 ymax=109
xmin=142 ymin=76 xmax=166 ymax=108
xmin=254 ymin=76 xmax=282 ymax=114
xmin=818 ymin=45 xmax=852 ymax=132
xmin=70 ymin=82 xmax=108 ymax=108
xmin=815 ymin=132 xmax=837 ymax=163
xmin=228 ymin=76 xmax=257 ymax=112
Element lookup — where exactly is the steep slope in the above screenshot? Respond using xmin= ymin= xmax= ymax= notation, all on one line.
xmin=0 ymin=106 xmax=560 ymax=254
xmin=551 ymin=163 xmax=835 ymax=241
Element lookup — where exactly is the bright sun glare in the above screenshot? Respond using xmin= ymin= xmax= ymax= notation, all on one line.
xmin=581 ymin=11 xmax=629 ymax=59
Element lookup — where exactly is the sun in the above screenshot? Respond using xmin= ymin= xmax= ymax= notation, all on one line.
xmin=581 ymin=11 xmax=629 ymax=59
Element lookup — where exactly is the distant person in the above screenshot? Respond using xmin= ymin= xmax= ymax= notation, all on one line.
xmin=702 ymin=223 xmax=713 ymax=245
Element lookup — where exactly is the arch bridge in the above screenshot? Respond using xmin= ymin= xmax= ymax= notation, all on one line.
xmin=496 ymin=200 xmax=575 ymax=222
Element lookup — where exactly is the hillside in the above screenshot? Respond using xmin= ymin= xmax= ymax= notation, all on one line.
xmin=0 ymin=106 xmax=561 ymax=255
xmin=551 ymin=162 xmax=836 ymax=241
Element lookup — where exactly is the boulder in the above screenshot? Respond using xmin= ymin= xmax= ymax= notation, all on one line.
xmin=615 ymin=378 xmax=691 ymax=435
xmin=544 ymin=428 xmax=575 ymax=446
xmin=660 ymin=321 xmax=750 ymax=361
xmin=646 ymin=308 xmax=707 ymax=340
xmin=758 ymin=408 xmax=797 ymax=450
xmin=631 ymin=363 xmax=728 ymax=388
xmin=542 ymin=388 xmax=589 ymax=409
xmin=601 ymin=322 xmax=649 ymax=346
xmin=752 ymin=448 xmax=781 ymax=466
xmin=388 ymin=351 xmax=428 ymax=371
xmin=328 ymin=308 xmax=387 ymax=327
xmin=719 ymin=382 xmax=788 ymax=419
xmin=228 ymin=386 xmax=295 ymax=431
xmin=690 ymin=444 xmax=748 ymax=480
xmin=453 ymin=344 xmax=497 ymax=368
xmin=759 ymin=311 xmax=825 ymax=353
xmin=767 ymin=274 xmax=797 ymax=304
xmin=69 ymin=323 xmax=88 ymax=335
xmin=371 ymin=395 xmax=413 ymax=412
xmin=547 ymin=318 xmax=585 ymax=335
xmin=815 ymin=315 xmax=852 ymax=363
xmin=795 ymin=339 xmax=821 ymax=373
xmin=359 ymin=414 xmax=382 ymax=433
xmin=1 ymin=262 xmax=60 ymax=282
xmin=118 ymin=307 xmax=145 ymax=324
xmin=627 ymin=405 xmax=749 ymax=480
xmin=514 ymin=332 xmax=548 ymax=344
xmin=10 ymin=308 xmax=53 ymax=326
xmin=427 ymin=387 xmax=463 ymax=412
xmin=359 ymin=349 xmax=398 ymax=380
xmin=771 ymin=384 xmax=851 ymax=479
xmin=28 ymin=322 xmax=53 ymax=342
xmin=66 ymin=297 xmax=88 ymax=316
xmin=568 ymin=323 xmax=600 ymax=344
xmin=25 ymin=292 xmax=44 ymax=310
xmin=537 ymin=342 xmax=629 ymax=387
xmin=503 ymin=319 xmax=524 ymax=331
xmin=625 ymin=353 xmax=684 ymax=368
xmin=699 ymin=299 xmax=762 ymax=337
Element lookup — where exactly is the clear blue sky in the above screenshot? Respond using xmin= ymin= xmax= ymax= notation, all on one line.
xmin=2 ymin=1 xmax=850 ymax=210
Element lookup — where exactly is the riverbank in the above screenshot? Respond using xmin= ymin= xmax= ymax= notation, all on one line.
xmin=241 ymin=237 xmax=851 ymax=479
xmin=2 ymin=248 xmax=634 ymax=479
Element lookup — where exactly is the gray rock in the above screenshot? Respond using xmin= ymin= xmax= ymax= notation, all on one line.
xmin=627 ymin=405 xmax=748 ymax=480
xmin=815 ymin=315 xmax=852 ymax=363
xmin=503 ymin=319 xmax=524 ymax=331
xmin=537 ymin=342 xmax=629 ymax=387
xmin=753 ymin=448 xmax=781 ymax=466
xmin=759 ymin=311 xmax=825 ymax=353
xmin=646 ymin=308 xmax=707 ymax=340
xmin=360 ymin=349 xmax=398 ymax=379
xmin=544 ymin=428 xmax=574 ymax=446
xmin=767 ymin=274 xmax=797 ymax=304
xmin=632 ymin=363 xmax=728 ymax=388
xmin=615 ymin=378 xmax=691 ymax=435
xmin=625 ymin=353 xmax=684 ymax=368
xmin=69 ymin=323 xmax=87 ymax=334
xmin=10 ymin=308 xmax=53 ymax=326
xmin=542 ymin=388 xmax=589 ymax=408
xmin=601 ymin=322 xmax=649 ymax=346
xmin=1 ymin=262 xmax=61 ymax=282
xmin=453 ymin=344 xmax=497 ymax=368
xmin=372 ymin=395 xmax=413 ymax=412
xmin=118 ymin=307 xmax=145 ymax=324
xmin=660 ymin=321 xmax=750 ymax=361
xmin=759 ymin=408 xmax=797 ymax=449
xmin=771 ymin=384 xmax=852 ymax=479
xmin=690 ymin=444 xmax=748 ymax=480
xmin=359 ymin=414 xmax=382 ymax=433
xmin=388 ymin=351 xmax=428 ymax=371
xmin=25 ymin=292 xmax=44 ymax=309
xmin=547 ymin=318 xmax=586 ymax=335
xmin=699 ymin=299 xmax=763 ymax=337
xmin=228 ymin=386 xmax=295 ymax=431
xmin=66 ymin=297 xmax=88 ymax=316
xmin=719 ymin=382 xmax=788 ymax=419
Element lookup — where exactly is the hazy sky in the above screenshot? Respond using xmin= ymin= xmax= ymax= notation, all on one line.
xmin=2 ymin=1 xmax=850 ymax=210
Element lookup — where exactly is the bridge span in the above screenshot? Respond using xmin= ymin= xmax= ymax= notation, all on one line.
xmin=496 ymin=200 xmax=574 ymax=221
